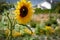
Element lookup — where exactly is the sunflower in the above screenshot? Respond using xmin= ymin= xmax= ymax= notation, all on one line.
xmin=24 ymin=28 xmax=35 ymax=35
xmin=5 ymin=29 xmax=22 ymax=37
xmin=45 ymin=26 xmax=55 ymax=35
xmin=14 ymin=0 xmax=34 ymax=24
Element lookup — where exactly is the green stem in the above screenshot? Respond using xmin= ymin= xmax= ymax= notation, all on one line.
xmin=7 ymin=14 xmax=13 ymax=40
xmin=20 ymin=24 xmax=33 ymax=33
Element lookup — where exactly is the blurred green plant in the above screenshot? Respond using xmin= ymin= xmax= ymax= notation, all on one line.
xmin=0 ymin=2 xmax=14 ymax=15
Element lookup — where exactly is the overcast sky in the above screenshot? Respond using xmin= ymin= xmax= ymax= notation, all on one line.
xmin=6 ymin=0 xmax=60 ymax=5
xmin=6 ymin=0 xmax=46 ymax=5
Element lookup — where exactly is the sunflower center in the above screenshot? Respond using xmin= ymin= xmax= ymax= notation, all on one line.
xmin=20 ymin=6 xmax=28 ymax=17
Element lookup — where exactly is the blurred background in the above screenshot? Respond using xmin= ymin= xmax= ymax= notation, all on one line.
xmin=0 ymin=0 xmax=60 ymax=40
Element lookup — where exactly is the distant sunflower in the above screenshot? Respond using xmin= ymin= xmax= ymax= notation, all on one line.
xmin=14 ymin=0 xmax=34 ymax=24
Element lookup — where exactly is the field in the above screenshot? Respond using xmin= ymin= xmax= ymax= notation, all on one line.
xmin=0 ymin=0 xmax=60 ymax=40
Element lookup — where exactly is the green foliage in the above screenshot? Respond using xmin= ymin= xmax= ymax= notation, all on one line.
xmin=34 ymin=8 xmax=53 ymax=14
xmin=45 ymin=14 xmax=58 ymax=28
xmin=30 ymin=21 xmax=36 ymax=28
xmin=0 ymin=2 xmax=14 ymax=15
xmin=34 ymin=8 xmax=42 ymax=14
xmin=52 ymin=2 xmax=60 ymax=13
xmin=55 ymin=2 xmax=60 ymax=13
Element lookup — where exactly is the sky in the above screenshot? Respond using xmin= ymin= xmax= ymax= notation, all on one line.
xmin=6 ymin=0 xmax=60 ymax=5
xmin=6 ymin=0 xmax=45 ymax=5
xmin=30 ymin=0 xmax=45 ymax=5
